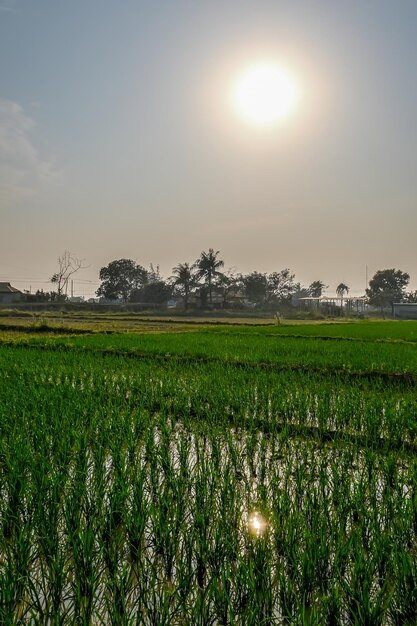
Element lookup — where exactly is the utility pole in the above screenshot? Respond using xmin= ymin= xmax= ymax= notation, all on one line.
xmin=71 ymin=280 xmax=74 ymax=298
xmin=365 ymin=265 xmax=368 ymax=291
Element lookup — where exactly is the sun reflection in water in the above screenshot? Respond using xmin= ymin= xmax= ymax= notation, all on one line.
xmin=247 ymin=511 xmax=267 ymax=537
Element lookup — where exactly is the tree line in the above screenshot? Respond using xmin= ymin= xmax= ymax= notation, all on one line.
xmin=31 ymin=249 xmax=414 ymax=312
xmin=94 ymin=250 xmax=331 ymax=310
xmin=93 ymin=250 xmax=414 ymax=312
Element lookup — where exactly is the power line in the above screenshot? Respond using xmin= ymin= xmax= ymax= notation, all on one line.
xmin=0 ymin=277 xmax=99 ymax=285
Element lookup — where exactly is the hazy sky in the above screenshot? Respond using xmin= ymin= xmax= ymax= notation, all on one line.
xmin=1 ymin=0 xmax=416 ymax=298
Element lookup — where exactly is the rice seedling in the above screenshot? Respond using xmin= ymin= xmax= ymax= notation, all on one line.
xmin=0 ymin=321 xmax=416 ymax=623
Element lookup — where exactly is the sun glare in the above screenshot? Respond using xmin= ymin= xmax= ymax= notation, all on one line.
xmin=233 ymin=62 xmax=299 ymax=127
xmin=247 ymin=511 xmax=267 ymax=537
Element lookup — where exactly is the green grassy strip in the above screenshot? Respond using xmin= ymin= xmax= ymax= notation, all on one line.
xmin=1 ymin=338 xmax=416 ymax=388
xmin=5 ymin=327 xmax=416 ymax=376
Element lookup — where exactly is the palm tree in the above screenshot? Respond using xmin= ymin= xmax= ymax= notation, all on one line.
xmin=308 ymin=280 xmax=327 ymax=298
xmin=336 ymin=282 xmax=349 ymax=313
xmin=193 ymin=249 xmax=224 ymax=306
xmin=170 ymin=262 xmax=195 ymax=310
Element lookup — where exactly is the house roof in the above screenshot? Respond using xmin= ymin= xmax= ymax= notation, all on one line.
xmin=0 ymin=282 xmax=22 ymax=294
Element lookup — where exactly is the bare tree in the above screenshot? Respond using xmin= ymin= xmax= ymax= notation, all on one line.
xmin=50 ymin=251 xmax=88 ymax=298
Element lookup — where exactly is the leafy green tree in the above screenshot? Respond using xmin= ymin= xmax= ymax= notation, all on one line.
xmin=216 ymin=270 xmax=239 ymax=308
xmin=193 ymin=249 xmax=224 ymax=306
xmin=130 ymin=280 xmax=172 ymax=305
xmin=405 ymin=290 xmax=417 ymax=303
xmin=170 ymin=262 xmax=196 ymax=310
xmin=290 ymin=284 xmax=310 ymax=306
xmin=96 ymin=259 xmax=147 ymax=301
xmin=240 ymin=272 xmax=268 ymax=307
xmin=241 ymin=269 xmax=297 ymax=308
xmin=366 ymin=268 xmax=410 ymax=312
xmin=267 ymin=269 xmax=297 ymax=303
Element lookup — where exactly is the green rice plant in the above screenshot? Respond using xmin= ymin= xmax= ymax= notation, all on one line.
xmin=0 ymin=324 xmax=416 ymax=624
xmin=389 ymin=548 xmax=417 ymax=625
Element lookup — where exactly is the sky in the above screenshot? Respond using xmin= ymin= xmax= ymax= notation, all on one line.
xmin=1 ymin=0 xmax=416 ymax=298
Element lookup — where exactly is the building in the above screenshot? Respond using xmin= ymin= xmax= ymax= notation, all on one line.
xmin=393 ymin=303 xmax=417 ymax=320
xmin=0 ymin=282 xmax=24 ymax=305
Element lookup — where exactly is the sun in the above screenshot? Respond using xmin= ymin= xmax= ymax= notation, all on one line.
xmin=233 ymin=62 xmax=299 ymax=126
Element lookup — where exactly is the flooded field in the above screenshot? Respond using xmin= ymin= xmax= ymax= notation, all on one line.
xmin=1 ymin=321 xmax=416 ymax=624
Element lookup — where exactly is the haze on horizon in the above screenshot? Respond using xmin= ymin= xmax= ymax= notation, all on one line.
xmin=1 ymin=0 xmax=416 ymax=298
